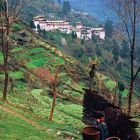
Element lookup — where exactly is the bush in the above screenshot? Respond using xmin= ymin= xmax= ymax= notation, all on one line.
xmin=10 ymin=33 xmax=18 ymax=40
xmin=12 ymin=23 xmax=23 ymax=31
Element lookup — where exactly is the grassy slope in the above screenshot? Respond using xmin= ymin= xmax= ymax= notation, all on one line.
xmin=0 ymin=23 xmax=85 ymax=140
xmin=0 ymin=109 xmax=58 ymax=140
xmin=0 ymin=23 xmax=139 ymax=139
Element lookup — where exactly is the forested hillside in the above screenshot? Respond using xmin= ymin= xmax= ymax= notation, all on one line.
xmin=60 ymin=0 xmax=116 ymax=22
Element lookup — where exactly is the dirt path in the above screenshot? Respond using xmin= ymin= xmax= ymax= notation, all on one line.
xmin=0 ymin=105 xmax=44 ymax=129
xmin=0 ymin=103 xmax=65 ymax=140
xmin=0 ymin=103 xmax=56 ymax=137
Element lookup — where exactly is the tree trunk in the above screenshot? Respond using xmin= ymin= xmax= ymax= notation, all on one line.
xmin=3 ymin=70 xmax=9 ymax=100
xmin=3 ymin=7 xmax=10 ymax=101
xmin=128 ymin=81 xmax=134 ymax=114
xmin=3 ymin=40 xmax=9 ymax=101
xmin=118 ymin=91 xmax=122 ymax=108
xmin=127 ymin=0 xmax=136 ymax=114
xmin=49 ymin=65 xmax=61 ymax=121
xmin=49 ymin=86 xmax=57 ymax=122
xmin=113 ymin=83 xmax=118 ymax=104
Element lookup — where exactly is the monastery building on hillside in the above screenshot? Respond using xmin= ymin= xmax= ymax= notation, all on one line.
xmin=33 ymin=15 xmax=105 ymax=40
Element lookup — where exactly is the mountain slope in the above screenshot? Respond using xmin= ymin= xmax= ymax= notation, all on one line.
xmin=0 ymin=19 xmax=139 ymax=139
xmin=0 ymin=22 xmax=87 ymax=140
xmin=62 ymin=0 xmax=116 ymax=22
xmin=0 ymin=102 xmax=60 ymax=140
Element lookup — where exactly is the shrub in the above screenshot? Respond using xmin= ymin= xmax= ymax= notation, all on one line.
xmin=12 ymin=23 xmax=23 ymax=31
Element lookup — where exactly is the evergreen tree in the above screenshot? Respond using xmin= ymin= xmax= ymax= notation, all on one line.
xmin=120 ymin=40 xmax=129 ymax=58
xmin=40 ymin=29 xmax=47 ymax=38
xmin=74 ymin=32 xmax=77 ymax=38
xmin=0 ymin=0 xmax=2 ymax=11
xmin=81 ymin=39 xmax=84 ymax=45
xmin=98 ymin=24 xmax=103 ymax=27
xmin=118 ymin=81 xmax=125 ymax=107
xmin=30 ymin=20 xmax=36 ymax=29
xmin=105 ymin=20 xmax=113 ymax=38
xmin=62 ymin=0 xmax=71 ymax=16
xmin=71 ymin=31 xmax=77 ymax=39
xmin=37 ymin=24 xmax=41 ymax=32
xmin=92 ymin=35 xmax=97 ymax=44
xmin=112 ymin=40 xmax=119 ymax=62
xmin=42 ymin=29 xmax=46 ymax=35
xmin=96 ymin=45 xmax=102 ymax=57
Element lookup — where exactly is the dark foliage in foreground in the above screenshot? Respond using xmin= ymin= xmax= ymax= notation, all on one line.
xmin=83 ymin=89 xmax=139 ymax=140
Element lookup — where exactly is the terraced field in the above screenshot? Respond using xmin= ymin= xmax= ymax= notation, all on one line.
xmin=0 ymin=23 xmax=139 ymax=140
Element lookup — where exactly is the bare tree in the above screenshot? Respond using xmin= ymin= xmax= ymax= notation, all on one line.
xmin=49 ymin=65 xmax=63 ymax=122
xmin=0 ymin=0 xmax=31 ymax=100
xmin=110 ymin=0 xmax=140 ymax=114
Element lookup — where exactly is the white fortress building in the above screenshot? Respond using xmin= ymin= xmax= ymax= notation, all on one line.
xmin=92 ymin=28 xmax=105 ymax=40
xmin=75 ymin=22 xmax=105 ymax=40
xmin=33 ymin=15 xmax=71 ymax=34
xmin=33 ymin=15 xmax=105 ymax=40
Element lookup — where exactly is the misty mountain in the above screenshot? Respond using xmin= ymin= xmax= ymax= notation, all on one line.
xmin=61 ymin=0 xmax=116 ymax=22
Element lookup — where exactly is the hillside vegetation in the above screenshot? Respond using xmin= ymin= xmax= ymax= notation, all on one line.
xmin=0 ymin=0 xmax=140 ymax=139
xmin=0 ymin=22 xmax=86 ymax=140
xmin=1 ymin=21 xmax=137 ymax=140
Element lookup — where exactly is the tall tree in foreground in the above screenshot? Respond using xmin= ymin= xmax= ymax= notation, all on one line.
xmin=110 ymin=0 xmax=140 ymax=114
xmin=49 ymin=65 xmax=63 ymax=122
xmin=0 ymin=0 xmax=29 ymax=100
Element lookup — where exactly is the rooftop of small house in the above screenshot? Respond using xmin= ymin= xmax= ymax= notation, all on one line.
xmin=92 ymin=28 xmax=104 ymax=31
xmin=46 ymin=20 xmax=68 ymax=23
xmin=33 ymin=14 xmax=45 ymax=19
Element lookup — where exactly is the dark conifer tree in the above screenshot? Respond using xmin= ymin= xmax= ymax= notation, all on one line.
xmin=112 ymin=40 xmax=119 ymax=62
xmin=30 ymin=20 xmax=36 ymax=29
xmin=118 ymin=81 xmax=125 ymax=107
xmin=120 ymin=40 xmax=129 ymax=58
xmin=62 ymin=0 xmax=71 ymax=16
xmin=81 ymin=39 xmax=84 ymax=45
xmin=96 ymin=45 xmax=102 ymax=57
xmin=105 ymin=20 xmax=114 ymax=38
xmin=37 ymin=24 xmax=41 ymax=32
xmin=71 ymin=31 xmax=77 ymax=39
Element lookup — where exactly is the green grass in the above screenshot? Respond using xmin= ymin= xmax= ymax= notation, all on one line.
xmin=0 ymin=89 xmax=83 ymax=140
xmin=122 ymin=89 xmax=129 ymax=97
xmin=60 ymin=73 xmax=72 ymax=84
xmin=0 ymin=110 xmax=58 ymax=140
xmin=9 ymin=71 xmax=24 ymax=80
xmin=26 ymin=59 xmax=46 ymax=69
xmin=59 ymin=104 xmax=82 ymax=120
xmin=74 ymin=81 xmax=86 ymax=92
xmin=29 ymin=89 xmax=83 ymax=139
xmin=24 ymin=47 xmax=65 ymax=69
xmin=11 ymin=23 xmax=24 ymax=31
xmin=103 ymin=78 xmax=116 ymax=91
xmin=0 ymin=52 xmax=4 ymax=64
xmin=29 ymin=48 xmax=46 ymax=54
xmin=11 ymin=47 xmax=23 ymax=53
xmin=0 ymin=71 xmax=24 ymax=80
xmin=39 ymin=120 xmax=83 ymax=140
